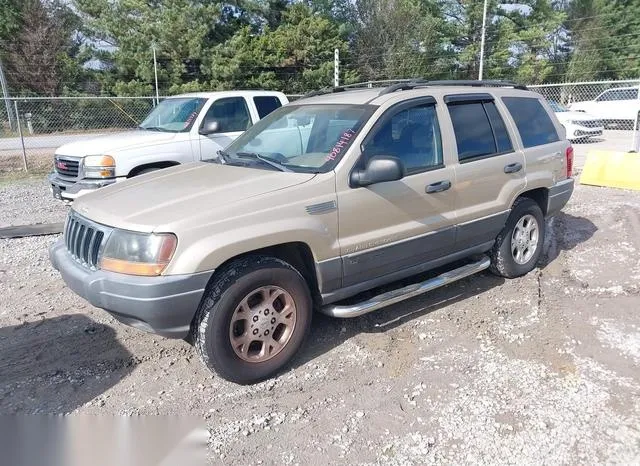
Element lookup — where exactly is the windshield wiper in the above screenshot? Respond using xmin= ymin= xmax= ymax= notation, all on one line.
xmin=216 ymin=149 xmax=230 ymax=164
xmin=139 ymin=126 xmax=166 ymax=132
xmin=235 ymin=152 xmax=292 ymax=172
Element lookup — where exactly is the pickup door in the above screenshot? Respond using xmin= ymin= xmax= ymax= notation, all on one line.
xmin=197 ymin=95 xmax=285 ymax=160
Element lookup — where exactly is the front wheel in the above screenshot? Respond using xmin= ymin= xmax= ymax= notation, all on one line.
xmin=192 ymin=256 xmax=312 ymax=384
xmin=489 ymin=197 xmax=545 ymax=278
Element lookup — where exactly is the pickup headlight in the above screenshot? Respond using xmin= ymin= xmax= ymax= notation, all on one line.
xmin=84 ymin=155 xmax=115 ymax=178
xmin=99 ymin=230 xmax=177 ymax=276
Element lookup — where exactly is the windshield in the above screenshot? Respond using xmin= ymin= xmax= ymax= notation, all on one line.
xmin=215 ymin=104 xmax=375 ymax=173
xmin=548 ymin=100 xmax=568 ymax=112
xmin=139 ymin=97 xmax=207 ymax=132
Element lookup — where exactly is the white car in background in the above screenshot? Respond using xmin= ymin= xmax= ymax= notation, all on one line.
xmin=569 ymin=86 xmax=640 ymax=129
xmin=549 ymin=101 xmax=604 ymax=141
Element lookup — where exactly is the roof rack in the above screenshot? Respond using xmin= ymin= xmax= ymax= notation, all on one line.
xmin=378 ymin=79 xmax=528 ymax=96
xmin=303 ymin=87 xmax=346 ymax=98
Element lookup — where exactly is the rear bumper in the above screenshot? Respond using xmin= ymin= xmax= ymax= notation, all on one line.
xmin=48 ymin=173 xmax=123 ymax=202
xmin=547 ymin=178 xmax=574 ymax=217
xmin=49 ymin=239 xmax=212 ymax=339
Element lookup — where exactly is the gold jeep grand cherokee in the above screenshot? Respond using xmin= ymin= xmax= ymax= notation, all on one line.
xmin=50 ymin=80 xmax=574 ymax=384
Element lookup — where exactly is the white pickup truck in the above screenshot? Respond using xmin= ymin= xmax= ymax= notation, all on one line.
xmin=48 ymin=90 xmax=288 ymax=201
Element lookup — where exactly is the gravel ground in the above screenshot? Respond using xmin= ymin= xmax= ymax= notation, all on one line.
xmin=1 ymin=177 xmax=639 ymax=464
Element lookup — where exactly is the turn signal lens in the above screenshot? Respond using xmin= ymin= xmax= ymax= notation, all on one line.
xmin=84 ymin=155 xmax=116 ymax=167
xmin=566 ymin=146 xmax=574 ymax=178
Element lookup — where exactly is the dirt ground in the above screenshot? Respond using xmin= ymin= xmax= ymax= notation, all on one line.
xmin=1 ymin=177 xmax=639 ymax=465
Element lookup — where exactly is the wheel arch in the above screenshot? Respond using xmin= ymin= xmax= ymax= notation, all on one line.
xmin=128 ymin=161 xmax=180 ymax=177
xmin=516 ymin=187 xmax=549 ymax=216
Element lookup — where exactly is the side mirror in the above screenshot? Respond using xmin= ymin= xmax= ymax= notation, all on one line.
xmin=351 ymin=155 xmax=404 ymax=187
xmin=199 ymin=120 xmax=220 ymax=135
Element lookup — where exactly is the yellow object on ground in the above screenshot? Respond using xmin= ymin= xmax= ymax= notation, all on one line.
xmin=580 ymin=150 xmax=640 ymax=190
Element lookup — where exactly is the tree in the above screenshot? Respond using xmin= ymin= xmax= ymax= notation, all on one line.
xmin=3 ymin=0 xmax=83 ymax=95
xmin=351 ymin=0 xmax=454 ymax=81
xmin=207 ymin=3 xmax=357 ymax=93
xmin=73 ymin=0 xmax=261 ymax=95
xmin=563 ymin=0 xmax=640 ymax=81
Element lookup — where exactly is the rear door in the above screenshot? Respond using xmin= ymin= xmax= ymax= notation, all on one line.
xmin=501 ymin=95 xmax=568 ymax=191
xmin=444 ymin=93 xmax=526 ymax=250
xmin=198 ymin=97 xmax=253 ymax=159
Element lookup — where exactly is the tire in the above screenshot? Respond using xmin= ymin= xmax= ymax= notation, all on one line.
xmin=192 ymin=255 xmax=312 ymax=384
xmin=489 ymin=197 xmax=545 ymax=278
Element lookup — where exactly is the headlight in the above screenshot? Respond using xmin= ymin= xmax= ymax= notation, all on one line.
xmin=99 ymin=230 xmax=177 ymax=276
xmin=84 ymin=155 xmax=115 ymax=178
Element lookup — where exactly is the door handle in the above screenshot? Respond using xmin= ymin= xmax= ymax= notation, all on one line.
xmin=425 ymin=180 xmax=452 ymax=193
xmin=504 ymin=162 xmax=523 ymax=174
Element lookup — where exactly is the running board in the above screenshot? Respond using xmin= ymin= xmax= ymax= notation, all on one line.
xmin=319 ymin=256 xmax=491 ymax=318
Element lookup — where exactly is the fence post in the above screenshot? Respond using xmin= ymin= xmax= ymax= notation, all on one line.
xmin=334 ymin=49 xmax=340 ymax=88
xmin=632 ymin=80 xmax=640 ymax=152
xmin=14 ymin=100 xmax=28 ymax=171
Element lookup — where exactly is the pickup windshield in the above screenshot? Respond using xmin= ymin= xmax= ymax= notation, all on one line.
xmin=216 ymin=104 xmax=375 ymax=173
xmin=139 ymin=97 xmax=207 ymax=132
xmin=549 ymin=101 xmax=569 ymax=112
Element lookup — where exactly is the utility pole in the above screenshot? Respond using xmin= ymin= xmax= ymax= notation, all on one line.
xmin=152 ymin=44 xmax=160 ymax=106
xmin=478 ymin=0 xmax=489 ymax=80
xmin=0 ymin=57 xmax=15 ymax=131
xmin=334 ymin=49 xmax=340 ymax=88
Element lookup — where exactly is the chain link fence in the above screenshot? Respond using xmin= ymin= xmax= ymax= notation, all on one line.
xmin=1 ymin=97 xmax=156 ymax=174
xmin=529 ymin=80 xmax=640 ymax=153
xmin=1 ymin=81 xmax=639 ymax=175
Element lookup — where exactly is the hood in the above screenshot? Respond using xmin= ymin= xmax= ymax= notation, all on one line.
xmin=555 ymin=110 xmax=601 ymax=122
xmin=73 ymin=163 xmax=316 ymax=232
xmin=55 ymin=130 xmax=178 ymax=156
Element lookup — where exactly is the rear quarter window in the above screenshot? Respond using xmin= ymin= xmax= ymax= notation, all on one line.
xmin=502 ymin=97 xmax=559 ymax=148
xmin=254 ymin=96 xmax=283 ymax=119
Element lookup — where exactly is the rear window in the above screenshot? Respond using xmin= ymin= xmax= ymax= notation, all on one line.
xmin=254 ymin=96 xmax=282 ymax=119
xmin=448 ymin=100 xmax=513 ymax=162
xmin=502 ymin=97 xmax=559 ymax=148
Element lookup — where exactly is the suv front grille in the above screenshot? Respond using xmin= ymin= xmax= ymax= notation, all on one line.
xmin=580 ymin=120 xmax=603 ymax=128
xmin=64 ymin=214 xmax=107 ymax=269
xmin=55 ymin=156 xmax=80 ymax=177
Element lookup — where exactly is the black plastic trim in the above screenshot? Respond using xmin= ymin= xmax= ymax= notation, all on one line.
xmin=444 ymin=93 xmax=494 ymax=104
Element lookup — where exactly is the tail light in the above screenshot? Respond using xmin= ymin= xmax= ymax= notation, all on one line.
xmin=565 ymin=146 xmax=574 ymax=178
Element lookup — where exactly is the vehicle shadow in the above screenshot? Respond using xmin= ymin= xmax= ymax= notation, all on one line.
xmin=0 ymin=314 xmax=133 ymax=414
xmin=292 ymin=269 xmax=506 ymax=370
xmin=540 ymin=212 xmax=598 ymax=267
xmin=293 ymin=212 xmax=597 ymax=371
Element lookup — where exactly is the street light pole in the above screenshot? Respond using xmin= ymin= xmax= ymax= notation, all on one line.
xmin=478 ymin=0 xmax=489 ymax=80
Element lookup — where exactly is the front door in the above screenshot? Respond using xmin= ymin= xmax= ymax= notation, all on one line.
xmin=198 ymin=97 xmax=253 ymax=160
xmin=336 ymin=99 xmax=458 ymax=288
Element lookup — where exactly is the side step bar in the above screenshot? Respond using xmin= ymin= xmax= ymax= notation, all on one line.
xmin=319 ymin=256 xmax=491 ymax=318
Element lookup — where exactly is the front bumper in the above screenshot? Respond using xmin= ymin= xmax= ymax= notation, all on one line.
xmin=48 ymin=172 xmax=122 ymax=202
xmin=49 ymin=239 xmax=213 ymax=339
xmin=547 ymin=178 xmax=574 ymax=217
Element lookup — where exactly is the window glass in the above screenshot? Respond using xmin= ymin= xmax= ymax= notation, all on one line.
xmin=254 ymin=96 xmax=282 ymax=119
xmin=484 ymin=102 xmax=513 ymax=153
xmin=139 ymin=97 xmax=206 ymax=132
xmin=449 ymin=102 xmax=496 ymax=160
xmin=202 ymin=97 xmax=251 ymax=133
xmin=221 ymin=104 xmax=374 ymax=172
xmin=363 ymin=104 xmax=443 ymax=174
xmin=503 ymin=97 xmax=559 ymax=148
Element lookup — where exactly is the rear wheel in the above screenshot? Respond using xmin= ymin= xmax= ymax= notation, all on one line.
xmin=192 ymin=256 xmax=312 ymax=384
xmin=489 ymin=197 xmax=545 ymax=278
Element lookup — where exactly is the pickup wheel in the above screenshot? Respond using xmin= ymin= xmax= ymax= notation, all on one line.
xmin=192 ymin=256 xmax=312 ymax=384
xmin=489 ymin=197 xmax=545 ymax=278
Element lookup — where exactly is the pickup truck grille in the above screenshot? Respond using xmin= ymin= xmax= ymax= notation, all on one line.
xmin=55 ymin=156 xmax=80 ymax=177
xmin=64 ymin=214 xmax=107 ymax=269
xmin=579 ymin=120 xmax=603 ymax=128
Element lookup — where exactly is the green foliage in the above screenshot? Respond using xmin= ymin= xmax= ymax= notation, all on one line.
xmin=207 ymin=3 xmax=355 ymax=93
